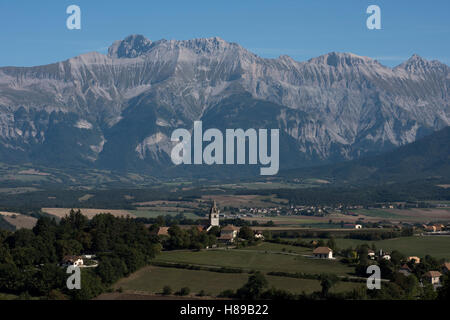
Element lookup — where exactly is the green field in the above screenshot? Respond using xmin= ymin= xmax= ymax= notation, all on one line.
xmin=352 ymin=209 xmax=401 ymax=219
xmin=154 ymin=247 xmax=354 ymax=276
xmin=308 ymin=236 xmax=450 ymax=260
xmin=114 ymin=266 xmax=363 ymax=296
xmin=242 ymin=242 xmax=311 ymax=254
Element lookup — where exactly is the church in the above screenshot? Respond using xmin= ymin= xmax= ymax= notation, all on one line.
xmin=201 ymin=201 xmax=241 ymax=243
xmin=206 ymin=201 xmax=220 ymax=231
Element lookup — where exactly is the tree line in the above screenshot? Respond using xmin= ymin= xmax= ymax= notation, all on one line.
xmin=0 ymin=210 xmax=161 ymax=300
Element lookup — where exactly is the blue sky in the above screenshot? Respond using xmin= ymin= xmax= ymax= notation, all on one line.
xmin=0 ymin=0 xmax=449 ymax=67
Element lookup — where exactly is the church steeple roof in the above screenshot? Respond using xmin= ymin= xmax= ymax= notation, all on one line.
xmin=210 ymin=201 xmax=218 ymax=214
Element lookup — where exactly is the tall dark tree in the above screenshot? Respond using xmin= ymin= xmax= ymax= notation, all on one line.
xmin=239 ymin=226 xmax=254 ymax=241
xmin=236 ymin=272 xmax=268 ymax=300
xmin=319 ymin=274 xmax=339 ymax=298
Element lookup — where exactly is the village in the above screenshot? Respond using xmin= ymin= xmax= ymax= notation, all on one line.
xmin=2 ymin=198 xmax=449 ymax=300
xmin=148 ymin=201 xmax=450 ymax=291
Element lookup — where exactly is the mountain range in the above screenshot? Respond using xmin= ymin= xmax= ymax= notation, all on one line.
xmin=0 ymin=34 xmax=448 ymax=178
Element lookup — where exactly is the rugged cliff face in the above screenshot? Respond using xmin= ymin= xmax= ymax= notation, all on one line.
xmin=0 ymin=34 xmax=448 ymax=173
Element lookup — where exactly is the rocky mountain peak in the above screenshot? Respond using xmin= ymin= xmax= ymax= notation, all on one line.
xmin=177 ymin=36 xmax=244 ymax=55
xmin=308 ymin=52 xmax=378 ymax=68
xmin=396 ymin=54 xmax=449 ymax=73
xmin=0 ymin=35 xmax=448 ymax=176
xmin=108 ymin=34 xmax=153 ymax=59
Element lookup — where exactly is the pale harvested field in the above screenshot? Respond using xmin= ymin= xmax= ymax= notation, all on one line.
xmin=42 ymin=208 xmax=135 ymax=219
xmin=3 ymin=214 xmax=37 ymax=229
xmin=0 ymin=211 xmax=20 ymax=216
xmin=135 ymin=206 xmax=195 ymax=212
xmin=78 ymin=194 xmax=95 ymax=202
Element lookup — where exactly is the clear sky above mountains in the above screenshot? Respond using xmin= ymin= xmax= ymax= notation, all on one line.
xmin=0 ymin=0 xmax=449 ymax=67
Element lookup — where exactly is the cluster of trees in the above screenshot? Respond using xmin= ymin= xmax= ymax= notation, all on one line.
xmin=0 ymin=210 xmax=161 ymax=299
xmin=367 ymin=271 xmax=450 ymax=300
xmin=347 ymin=243 xmax=450 ymax=300
xmin=220 ymin=270 xmax=450 ymax=301
xmin=151 ymin=224 xmax=259 ymax=251
xmin=158 ymin=225 xmax=217 ymax=250
xmin=136 ymin=213 xmax=201 ymax=226
xmin=265 ymin=237 xmax=450 ymax=301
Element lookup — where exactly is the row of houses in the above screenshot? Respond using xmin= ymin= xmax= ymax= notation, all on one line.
xmin=313 ymin=247 xmax=450 ymax=288
xmin=422 ymin=224 xmax=447 ymax=233
xmin=367 ymin=249 xmax=393 ymax=260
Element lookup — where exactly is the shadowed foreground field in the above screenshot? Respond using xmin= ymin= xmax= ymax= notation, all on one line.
xmin=113 ymin=266 xmax=363 ymax=296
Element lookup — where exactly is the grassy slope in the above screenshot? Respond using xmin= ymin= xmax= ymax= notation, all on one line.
xmin=310 ymin=236 xmax=450 ymax=260
xmin=154 ymin=247 xmax=354 ymax=275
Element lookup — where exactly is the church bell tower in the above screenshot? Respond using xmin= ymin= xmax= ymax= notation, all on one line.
xmin=209 ymin=201 xmax=220 ymax=227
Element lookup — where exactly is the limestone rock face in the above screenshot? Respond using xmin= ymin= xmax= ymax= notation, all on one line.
xmin=0 ymin=35 xmax=448 ymax=173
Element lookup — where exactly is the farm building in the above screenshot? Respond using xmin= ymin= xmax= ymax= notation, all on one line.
xmin=313 ymin=247 xmax=333 ymax=259
xmin=423 ymin=271 xmax=442 ymax=286
xmin=219 ymin=225 xmax=240 ymax=243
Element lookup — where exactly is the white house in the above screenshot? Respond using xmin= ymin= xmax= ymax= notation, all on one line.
xmin=254 ymin=230 xmax=264 ymax=240
xmin=313 ymin=247 xmax=333 ymax=259
xmin=63 ymin=255 xmax=84 ymax=267
xmin=424 ymin=271 xmax=442 ymax=286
